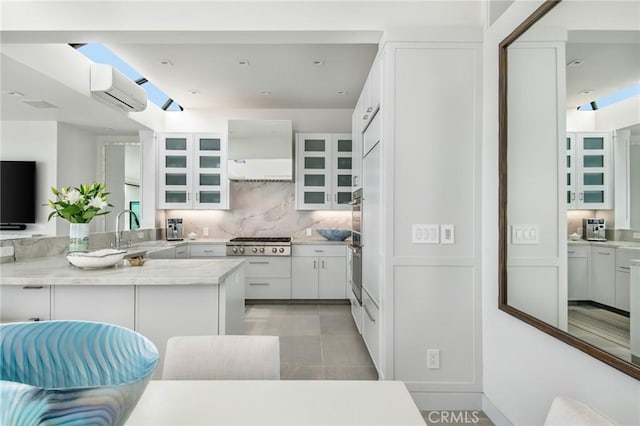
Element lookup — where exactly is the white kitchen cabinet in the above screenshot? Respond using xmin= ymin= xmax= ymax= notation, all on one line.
xmin=567 ymin=245 xmax=589 ymax=301
xmin=51 ymin=285 xmax=135 ymax=329
xmin=356 ymin=56 xmax=381 ymax=133
xmin=175 ymin=245 xmax=189 ymax=259
xmin=362 ymin=138 xmax=382 ymax=306
xmin=291 ymin=245 xmax=347 ymax=299
xmin=158 ymin=133 xmax=229 ymax=210
xmin=0 ymin=285 xmax=50 ymax=322
xmin=615 ymin=248 xmax=639 ymax=312
xmin=148 ymin=246 xmax=176 ymax=259
xmin=362 ymin=287 xmax=380 ymax=370
xmin=590 ymin=247 xmax=616 ymax=307
xmin=566 ymin=132 xmax=612 ymax=209
xmin=352 ymin=97 xmax=364 ymax=192
xmin=295 ymin=133 xmax=353 ymax=210
xmin=244 ymin=257 xmax=291 ymax=299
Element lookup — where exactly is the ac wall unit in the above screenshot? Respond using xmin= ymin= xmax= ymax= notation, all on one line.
xmin=90 ymin=63 xmax=147 ymax=112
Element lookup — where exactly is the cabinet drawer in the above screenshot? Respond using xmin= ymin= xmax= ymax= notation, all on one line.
xmin=0 ymin=285 xmax=51 ymax=322
xmin=567 ymin=245 xmax=589 ymax=258
xmin=616 ymin=248 xmax=640 ymax=270
xmin=292 ymin=245 xmax=346 ymax=257
xmin=190 ymin=244 xmax=226 ymax=257
xmin=175 ymin=245 xmax=189 ymax=259
xmin=361 ymin=288 xmax=380 ymax=369
xmin=245 ymin=257 xmax=291 ymax=278
xmin=246 ymin=278 xmax=291 ymax=299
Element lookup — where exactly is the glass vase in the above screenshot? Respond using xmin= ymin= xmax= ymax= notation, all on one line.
xmin=69 ymin=223 xmax=90 ymax=253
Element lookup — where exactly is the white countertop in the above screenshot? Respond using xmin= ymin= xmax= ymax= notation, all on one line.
xmin=127 ymin=380 xmax=425 ymax=425
xmin=568 ymin=240 xmax=640 ymax=249
xmin=0 ymin=257 xmax=244 ymax=286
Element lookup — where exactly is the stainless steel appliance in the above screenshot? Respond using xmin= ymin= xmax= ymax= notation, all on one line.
xmin=350 ymin=189 xmax=363 ymax=304
xmin=583 ymin=218 xmax=606 ymax=241
xmin=226 ymin=237 xmax=292 ymax=256
xmin=166 ymin=218 xmax=184 ymax=241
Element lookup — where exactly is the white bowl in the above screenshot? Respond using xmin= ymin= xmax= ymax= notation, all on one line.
xmin=67 ymin=249 xmax=127 ymax=269
xmin=569 ymin=233 xmax=581 ymax=241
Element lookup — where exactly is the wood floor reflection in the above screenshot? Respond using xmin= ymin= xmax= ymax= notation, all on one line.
xmin=568 ymin=303 xmax=630 ymax=362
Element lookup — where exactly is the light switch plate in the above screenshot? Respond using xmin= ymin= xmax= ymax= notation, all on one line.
xmin=412 ymin=224 xmax=439 ymax=244
xmin=441 ymin=224 xmax=454 ymax=244
xmin=512 ymin=224 xmax=539 ymax=244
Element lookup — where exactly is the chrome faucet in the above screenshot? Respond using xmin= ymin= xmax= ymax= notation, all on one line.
xmin=114 ymin=209 xmax=140 ymax=249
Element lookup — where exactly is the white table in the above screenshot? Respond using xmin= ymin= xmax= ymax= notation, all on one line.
xmin=127 ymin=380 xmax=426 ymax=425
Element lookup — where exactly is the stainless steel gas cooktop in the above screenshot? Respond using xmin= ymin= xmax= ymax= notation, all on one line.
xmin=226 ymin=237 xmax=292 ymax=256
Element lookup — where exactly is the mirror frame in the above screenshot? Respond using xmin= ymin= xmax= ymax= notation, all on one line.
xmin=498 ymin=0 xmax=640 ymax=380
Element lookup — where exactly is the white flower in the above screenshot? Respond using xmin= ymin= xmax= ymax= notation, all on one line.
xmin=65 ymin=189 xmax=82 ymax=204
xmin=87 ymin=196 xmax=107 ymax=210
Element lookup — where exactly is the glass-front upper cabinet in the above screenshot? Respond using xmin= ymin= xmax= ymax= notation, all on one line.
xmin=158 ymin=133 xmax=228 ymax=209
xmin=295 ymin=133 xmax=352 ymax=210
xmin=566 ymin=132 xmax=611 ymax=210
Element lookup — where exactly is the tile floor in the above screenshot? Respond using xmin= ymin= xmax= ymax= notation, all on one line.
xmin=244 ymin=303 xmax=378 ymax=380
xmin=245 ymin=302 xmax=494 ymax=425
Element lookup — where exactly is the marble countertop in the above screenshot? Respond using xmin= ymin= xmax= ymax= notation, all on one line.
xmin=568 ymin=240 xmax=640 ymax=249
xmin=0 ymin=257 xmax=244 ymax=286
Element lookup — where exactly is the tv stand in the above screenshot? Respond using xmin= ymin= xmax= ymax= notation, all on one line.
xmin=0 ymin=223 xmax=27 ymax=231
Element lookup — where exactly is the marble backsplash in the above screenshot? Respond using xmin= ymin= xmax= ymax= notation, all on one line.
xmin=165 ymin=181 xmax=351 ymax=240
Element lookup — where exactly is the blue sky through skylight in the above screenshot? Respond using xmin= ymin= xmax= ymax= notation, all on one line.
xmin=578 ymin=83 xmax=640 ymax=111
xmin=77 ymin=44 xmax=181 ymax=111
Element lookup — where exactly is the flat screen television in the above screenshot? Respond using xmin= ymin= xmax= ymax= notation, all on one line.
xmin=1 ymin=161 xmax=37 ymax=228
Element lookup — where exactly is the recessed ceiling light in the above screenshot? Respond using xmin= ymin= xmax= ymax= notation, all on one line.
xmin=337 ymin=90 xmax=347 ymax=96
xmin=238 ymin=60 xmax=250 ymax=66
xmin=312 ymin=59 xmax=325 ymax=66
xmin=579 ymin=89 xmax=594 ymax=95
xmin=158 ymin=59 xmax=173 ymax=66
xmin=188 ymin=89 xmax=200 ymax=95
xmin=260 ymin=91 xmax=271 ymax=96
xmin=567 ymin=59 xmax=584 ymax=67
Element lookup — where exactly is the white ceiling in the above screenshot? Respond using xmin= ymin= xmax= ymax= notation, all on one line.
xmin=107 ymin=43 xmax=379 ymax=109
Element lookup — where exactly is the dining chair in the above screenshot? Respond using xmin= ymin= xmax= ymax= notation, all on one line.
xmin=162 ymin=335 xmax=280 ymax=380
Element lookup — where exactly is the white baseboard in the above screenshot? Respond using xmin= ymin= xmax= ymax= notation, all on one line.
xmin=482 ymin=394 xmax=513 ymax=426
xmin=410 ymin=392 xmax=483 ymax=411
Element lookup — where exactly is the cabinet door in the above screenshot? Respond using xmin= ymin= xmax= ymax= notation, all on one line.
xmin=318 ymin=256 xmax=347 ymax=299
xmin=0 ymin=285 xmax=51 ymax=322
xmin=362 ymin=288 xmax=380 ymax=370
xmin=362 ymin=143 xmax=382 ymax=305
xmin=291 ymin=256 xmax=319 ymax=298
xmin=615 ymin=271 xmax=630 ymax=312
xmin=158 ymin=134 xmax=193 ymax=209
xmin=567 ymin=256 xmax=588 ymax=300
xmin=332 ymin=134 xmax=353 ymax=209
xmin=52 ymin=285 xmax=135 ymax=329
xmin=566 ymin=133 xmax=577 ymax=208
xmin=590 ymin=248 xmax=616 ymax=306
xmin=576 ymin=132 xmax=611 ymax=209
xmin=296 ymin=133 xmax=331 ymax=210
xmin=135 ymin=285 xmax=220 ymax=378
xmin=193 ymin=134 xmax=228 ymax=209
xmin=352 ymin=104 xmax=363 ymax=191
xmin=175 ymin=245 xmax=189 ymax=259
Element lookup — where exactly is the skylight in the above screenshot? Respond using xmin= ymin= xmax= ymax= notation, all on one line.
xmin=73 ymin=43 xmax=182 ymax=112
xmin=577 ymin=83 xmax=640 ymax=111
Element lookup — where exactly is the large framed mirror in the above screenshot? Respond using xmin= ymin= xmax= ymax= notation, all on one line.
xmin=499 ymin=0 xmax=640 ymax=380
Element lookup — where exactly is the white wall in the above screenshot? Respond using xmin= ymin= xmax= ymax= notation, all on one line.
xmin=482 ymin=1 xmax=640 ymax=424
xmin=0 ymin=121 xmax=58 ymax=236
xmin=56 ymin=123 xmax=100 ymax=235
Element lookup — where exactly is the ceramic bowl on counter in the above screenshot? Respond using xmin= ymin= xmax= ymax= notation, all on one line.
xmin=0 ymin=320 xmax=159 ymax=425
xmin=67 ymin=248 xmax=127 ymax=269
xmin=317 ymin=228 xmax=351 ymax=241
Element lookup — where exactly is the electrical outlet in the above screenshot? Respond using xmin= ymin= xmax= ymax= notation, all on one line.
xmin=306 ymin=228 xmax=312 ymax=237
xmin=203 ymin=227 xmax=209 ymax=237
xmin=427 ymin=349 xmax=440 ymax=369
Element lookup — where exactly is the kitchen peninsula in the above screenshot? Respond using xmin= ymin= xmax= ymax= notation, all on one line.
xmin=0 ymin=257 xmax=246 ymax=376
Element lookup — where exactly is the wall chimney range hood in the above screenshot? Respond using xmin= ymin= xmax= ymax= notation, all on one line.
xmin=227 ymin=120 xmax=293 ymax=182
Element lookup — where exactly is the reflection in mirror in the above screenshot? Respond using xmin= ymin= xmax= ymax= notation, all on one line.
xmin=499 ymin=0 xmax=640 ymax=380
xmin=101 ymin=141 xmax=141 ymax=233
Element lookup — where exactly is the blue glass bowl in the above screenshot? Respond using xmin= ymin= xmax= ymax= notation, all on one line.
xmin=317 ymin=228 xmax=351 ymax=241
xmin=0 ymin=320 xmax=159 ymax=425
